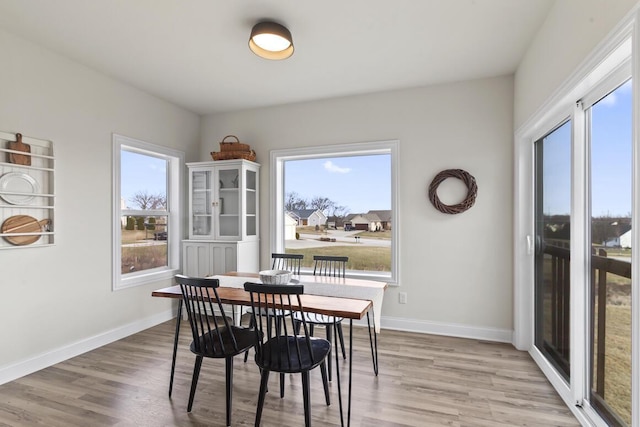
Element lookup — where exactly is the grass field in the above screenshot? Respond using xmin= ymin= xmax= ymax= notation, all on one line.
xmin=353 ymin=230 xmax=392 ymax=239
xmin=288 ymin=226 xmax=391 ymax=272
xmin=286 ymin=245 xmax=391 ymax=271
xmin=120 ymin=229 xmax=167 ymax=273
xmin=600 ymin=303 xmax=631 ymax=425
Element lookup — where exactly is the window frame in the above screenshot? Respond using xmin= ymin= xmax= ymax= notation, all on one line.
xmin=270 ymin=140 xmax=399 ymax=284
xmin=112 ymin=134 xmax=183 ymax=290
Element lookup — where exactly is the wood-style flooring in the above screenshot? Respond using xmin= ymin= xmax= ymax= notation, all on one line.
xmin=0 ymin=320 xmax=579 ymax=426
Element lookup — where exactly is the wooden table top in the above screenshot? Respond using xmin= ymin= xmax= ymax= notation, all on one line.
xmin=152 ymin=285 xmax=373 ymax=320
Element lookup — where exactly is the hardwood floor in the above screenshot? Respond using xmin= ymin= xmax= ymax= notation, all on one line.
xmin=0 ymin=321 xmax=579 ymax=426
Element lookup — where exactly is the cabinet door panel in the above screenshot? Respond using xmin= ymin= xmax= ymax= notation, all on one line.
xmin=210 ymin=244 xmax=237 ymax=276
xmin=183 ymin=243 xmax=210 ymax=277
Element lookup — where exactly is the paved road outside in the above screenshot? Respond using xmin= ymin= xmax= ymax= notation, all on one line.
xmin=286 ymin=229 xmax=390 ymax=249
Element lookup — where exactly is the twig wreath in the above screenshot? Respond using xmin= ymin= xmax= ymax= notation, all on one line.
xmin=428 ymin=169 xmax=478 ymax=214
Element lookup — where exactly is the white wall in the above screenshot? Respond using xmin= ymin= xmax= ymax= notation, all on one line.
xmin=514 ymin=0 xmax=638 ymax=129
xmin=201 ymin=76 xmax=514 ymax=340
xmin=0 ymin=29 xmax=200 ymax=378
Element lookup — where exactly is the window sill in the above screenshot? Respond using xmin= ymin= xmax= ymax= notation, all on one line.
xmin=114 ymin=267 xmax=179 ymax=291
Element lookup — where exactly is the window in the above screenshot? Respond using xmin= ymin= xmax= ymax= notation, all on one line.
xmin=270 ymin=140 xmax=399 ymax=283
xmin=112 ymin=134 xmax=183 ymax=290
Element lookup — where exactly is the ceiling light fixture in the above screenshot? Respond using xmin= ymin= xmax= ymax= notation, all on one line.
xmin=249 ymin=21 xmax=294 ymax=60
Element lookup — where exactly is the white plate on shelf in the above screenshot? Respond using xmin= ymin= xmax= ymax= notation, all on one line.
xmin=0 ymin=172 xmax=40 ymax=205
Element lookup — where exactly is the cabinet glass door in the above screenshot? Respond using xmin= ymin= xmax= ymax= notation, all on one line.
xmin=191 ymin=170 xmax=212 ymax=237
xmin=246 ymin=169 xmax=257 ymax=236
xmin=217 ymin=167 xmax=240 ymax=238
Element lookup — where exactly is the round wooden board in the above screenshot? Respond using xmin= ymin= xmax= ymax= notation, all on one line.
xmin=1 ymin=214 xmax=46 ymax=245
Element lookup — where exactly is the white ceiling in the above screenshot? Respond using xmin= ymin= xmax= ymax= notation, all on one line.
xmin=0 ymin=0 xmax=554 ymax=115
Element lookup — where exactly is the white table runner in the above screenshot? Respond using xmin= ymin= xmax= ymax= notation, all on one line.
xmin=209 ymin=275 xmax=384 ymax=332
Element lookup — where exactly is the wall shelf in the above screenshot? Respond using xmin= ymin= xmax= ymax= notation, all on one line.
xmin=0 ymin=131 xmax=55 ymax=249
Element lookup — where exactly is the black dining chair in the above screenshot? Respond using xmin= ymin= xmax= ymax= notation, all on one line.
xmin=312 ymin=255 xmax=348 ymax=277
xmin=175 ymin=275 xmax=257 ymax=426
xmin=244 ymin=282 xmax=331 ymax=427
xmin=243 ymin=253 xmax=303 ymax=363
xmin=294 ymin=255 xmax=348 ymax=380
xmin=271 ymin=253 xmax=303 ymax=274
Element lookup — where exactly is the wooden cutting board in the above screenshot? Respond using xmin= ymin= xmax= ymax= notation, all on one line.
xmin=1 ymin=215 xmax=50 ymax=245
xmin=7 ymin=133 xmax=31 ymax=166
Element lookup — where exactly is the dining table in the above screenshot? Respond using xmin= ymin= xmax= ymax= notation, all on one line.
xmin=151 ymin=272 xmax=387 ymax=427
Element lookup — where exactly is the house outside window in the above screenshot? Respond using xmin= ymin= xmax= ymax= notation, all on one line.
xmin=112 ymin=134 xmax=183 ymax=290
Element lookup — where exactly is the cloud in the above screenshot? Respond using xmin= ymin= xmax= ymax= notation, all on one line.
xmin=323 ymin=160 xmax=351 ymax=174
xmin=148 ymin=162 xmax=167 ymax=173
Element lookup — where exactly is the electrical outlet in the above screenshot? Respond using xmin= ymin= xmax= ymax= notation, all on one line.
xmin=398 ymin=292 xmax=407 ymax=304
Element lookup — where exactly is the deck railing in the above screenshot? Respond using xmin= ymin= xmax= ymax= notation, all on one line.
xmin=542 ymin=243 xmax=571 ymax=375
xmin=542 ymin=242 xmax=631 ymax=426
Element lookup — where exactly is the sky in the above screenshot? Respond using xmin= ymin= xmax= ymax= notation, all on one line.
xmin=542 ymin=79 xmax=632 ymax=218
xmin=121 ymin=150 xmax=167 ymax=209
xmin=284 ymin=154 xmax=391 ymax=215
xmin=121 ymin=151 xmax=391 ymax=215
xmin=122 ymin=151 xmax=390 ymax=215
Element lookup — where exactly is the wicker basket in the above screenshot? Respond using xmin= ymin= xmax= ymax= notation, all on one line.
xmin=210 ymin=135 xmax=256 ymax=161
xmin=219 ymin=135 xmax=251 ymax=152
xmin=211 ymin=150 xmax=257 ymax=161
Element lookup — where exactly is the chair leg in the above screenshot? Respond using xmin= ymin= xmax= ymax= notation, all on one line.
xmin=320 ymin=361 xmax=330 ymax=406
xmin=255 ymin=369 xmax=270 ymax=427
xmin=326 ymin=325 xmax=333 ymax=382
xmin=301 ymin=371 xmax=311 ymax=427
xmin=187 ymin=356 xmax=203 ymax=412
xmin=225 ymin=357 xmax=234 ymax=427
xmin=244 ymin=316 xmax=254 ymax=363
xmin=336 ymin=323 xmax=347 ymax=359
xmin=280 ymin=373 xmax=285 ymax=398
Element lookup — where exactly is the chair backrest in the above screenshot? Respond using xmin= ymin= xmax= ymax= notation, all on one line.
xmin=271 ymin=253 xmax=303 ymax=274
xmin=175 ymin=274 xmax=240 ymax=357
xmin=244 ymin=282 xmax=319 ymax=371
xmin=313 ymin=255 xmax=348 ymax=278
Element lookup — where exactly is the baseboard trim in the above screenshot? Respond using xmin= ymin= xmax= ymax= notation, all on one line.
xmin=1 ymin=312 xmax=513 ymax=386
xmin=379 ymin=316 xmax=513 ymax=343
xmin=0 ymin=309 xmax=175 ymax=385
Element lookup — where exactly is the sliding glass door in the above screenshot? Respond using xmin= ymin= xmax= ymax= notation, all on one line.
xmin=587 ymin=79 xmax=632 ymax=426
xmin=533 ymin=76 xmax=633 ymax=426
xmin=534 ymin=120 xmax=572 ymax=382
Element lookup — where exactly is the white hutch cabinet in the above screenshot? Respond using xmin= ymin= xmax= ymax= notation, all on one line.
xmin=182 ymin=159 xmax=260 ymax=277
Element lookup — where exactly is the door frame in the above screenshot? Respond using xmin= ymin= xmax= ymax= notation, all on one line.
xmin=514 ymin=12 xmax=639 ymax=427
